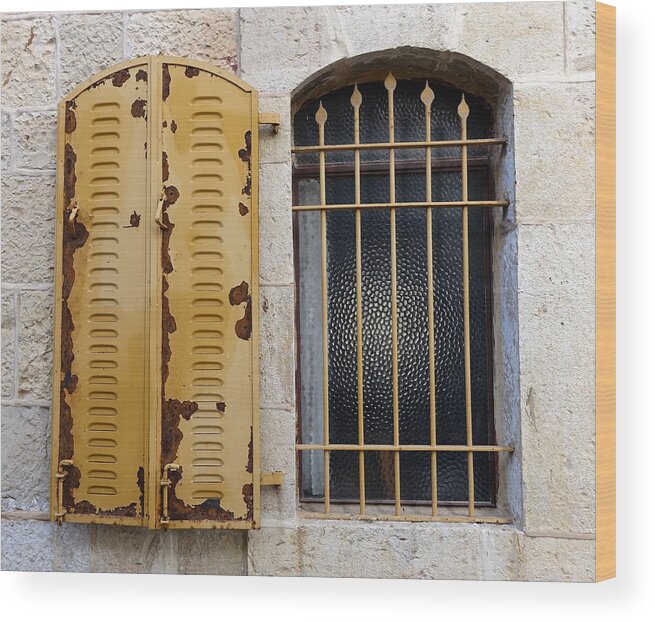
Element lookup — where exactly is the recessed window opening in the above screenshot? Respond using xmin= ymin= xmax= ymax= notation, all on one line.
xmin=293 ymin=73 xmax=513 ymax=523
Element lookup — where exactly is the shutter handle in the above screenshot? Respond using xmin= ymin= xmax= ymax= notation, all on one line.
xmin=67 ymin=200 xmax=79 ymax=238
xmin=155 ymin=192 xmax=167 ymax=230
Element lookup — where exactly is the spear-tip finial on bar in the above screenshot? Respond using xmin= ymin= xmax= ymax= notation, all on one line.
xmin=350 ymin=83 xmax=362 ymax=109
xmin=315 ymin=101 xmax=328 ymax=126
xmin=420 ymin=81 xmax=435 ymax=108
xmin=457 ymin=94 xmax=470 ymax=120
xmin=384 ymin=71 xmax=397 ymax=92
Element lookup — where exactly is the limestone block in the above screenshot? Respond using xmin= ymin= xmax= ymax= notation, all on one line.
xmin=520 ymin=535 xmax=595 ymax=582
xmin=90 ymin=524 xmax=174 ymax=574
xmin=333 ymin=3 xmax=455 ymax=58
xmin=18 ymin=290 xmax=54 ymax=401
xmin=258 ymin=161 xmax=293 ymax=285
xmin=126 ymin=10 xmax=238 ymax=71
xmin=1 ymin=406 xmax=50 ymax=512
xmin=260 ymin=409 xmax=296 ymax=476
xmin=1 ymin=112 xmax=11 ymax=171
xmin=0 ymin=175 xmax=56 ymax=284
xmin=248 ymin=521 xmax=484 ymax=580
xmin=1 ymin=291 xmax=15 ymax=398
xmin=517 ymin=223 xmax=595 ymax=535
xmin=258 ymin=95 xmax=291 ymax=165
xmin=240 ymin=7 xmax=324 ymax=93
xmin=1 ymin=519 xmax=55 ymax=571
xmin=0 ymin=519 xmax=91 ymax=572
xmin=53 ymin=522 xmax=93 ymax=572
xmin=259 ymin=285 xmax=295 ymax=408
xmin=514 ymin=82 xmax=595 ymax=224
xmin=479 ymin=526 xmax=523 ymax=580
xmin=1 ymin=17 xmax=57 ymax=108
xmin=14 ymin=110 xmax=57 ymax=170
xmin=58 ymin=13 xmax=124 ymax=97
xmin=176 ymin=530 xmax=247 ymax=575
xmin=566 ymin=1 xmax=596 ymax=74
xmin=458 ymin=2 xmax=565 ymax=78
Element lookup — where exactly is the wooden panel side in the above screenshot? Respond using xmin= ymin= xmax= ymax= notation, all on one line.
xmin=596 ymin=1 xmax=616 ymax=582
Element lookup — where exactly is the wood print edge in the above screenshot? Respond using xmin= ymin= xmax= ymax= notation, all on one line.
xmin=595 ymin=1 xmax=616 ymax=582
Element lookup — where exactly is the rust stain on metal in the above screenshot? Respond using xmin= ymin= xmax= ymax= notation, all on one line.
xmin=162 ymin=64 xmax=171 ymax=101
xmin=131 ymin=98 xmax=147 ymax=119
xmin=238 ymin=201 xmax=249 ymax=216
xmin=65 ymin=101 xmax=77 ymax=134
xmin=184 ymin=66 xmax=200 ymax=78
xmin=123 ymin=210 xmax=141 ymax=228
xmin=164 ymin=185 xmax=179 ymax=205
xmin=63 ymin=144 xmax=77 ymax=205
xmin=246 ymin=427 xmax=253 ymax=474
xmin=241 ymin=483 xmax=254 ymax=521
xmin=136 ymin=69 xmax=148 ymax=82
xmin=238 ymin=130 xmax=252 ymax=197
xmin=137 ymin=466 xmax=145 ymax=514
xmin=229 ymin=281 xmax=252 ymax=341
xmin=111 ymin=68 xmax=131 ymax=87
xmin=162 ymin=151 xmax=169 ymax=182
xmin=170 ymin=120 xmax=177 ymax=134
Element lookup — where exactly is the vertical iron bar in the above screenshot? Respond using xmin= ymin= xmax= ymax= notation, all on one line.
xmin=458 ymin=95 xmax=475 ymax=517
xmin=421 ymin=82 xmax=438 ymax=516
xmin=351 ymin=85 xmax=366 ymax=514
xmin=316 ymin=102 xmax=330 ymax=513
xmin=385 ymin=72 xmax=401 ymax=516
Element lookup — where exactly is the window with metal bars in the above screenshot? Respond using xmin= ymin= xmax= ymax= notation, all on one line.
xmin=293 ymin=73 xmax=513 ymax=524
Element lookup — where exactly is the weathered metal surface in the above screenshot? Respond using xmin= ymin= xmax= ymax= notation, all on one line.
xmin=52 ymin=57 xmax=260 ymax=530
xmin=156 ymin=60 xmax=259 ymax=529
xmin=52 ymin=60 xmax=150 ymax=526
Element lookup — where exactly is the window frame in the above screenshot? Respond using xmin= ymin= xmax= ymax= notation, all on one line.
xmin=291 ymin=76 xmax=508 ymax=521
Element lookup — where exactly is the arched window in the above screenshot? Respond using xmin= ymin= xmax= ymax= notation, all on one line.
xmin=293 ymin=72 xmax=512 ymax=521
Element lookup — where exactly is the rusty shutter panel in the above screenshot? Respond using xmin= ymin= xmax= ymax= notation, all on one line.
xmin=155 ymin=60 xmax=260 ymax=529
xmin=51 ymin=60 xmax=151 ymax=525
xmin=52 ymin=57 xmax=259 ymax=529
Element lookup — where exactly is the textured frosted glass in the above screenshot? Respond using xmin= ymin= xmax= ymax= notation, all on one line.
xmin=297 ymin=79 xmax=494 ymax=505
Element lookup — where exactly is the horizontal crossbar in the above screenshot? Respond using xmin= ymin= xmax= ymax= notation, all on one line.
xmin=296 ymin=444 xmax=514 ymax=453
xmin=292 ymin=200 xmax=509 ymax=212
xmin=292 ymin=137 xmax=507 ymax=153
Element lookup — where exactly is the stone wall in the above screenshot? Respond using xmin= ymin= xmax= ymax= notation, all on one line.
xmin=1 ymin=2 xmax=597 ymax=581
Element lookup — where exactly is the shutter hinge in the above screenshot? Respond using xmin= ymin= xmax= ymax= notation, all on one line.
xmin=260 ymin=471 xmax=284 ymax=486
xmin=258 ymin=113 xmax=281 ymax=134
xmin=160 ymin=463 xmax=181 ymax=526
xmin=55 ymin=459 xmax=74 ymax=524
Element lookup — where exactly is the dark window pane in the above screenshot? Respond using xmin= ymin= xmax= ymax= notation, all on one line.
xmin=296 ymin=79 xmax=495 ymax=506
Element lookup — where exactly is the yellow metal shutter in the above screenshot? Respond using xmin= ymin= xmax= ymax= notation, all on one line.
xmin=155 ymin=60 xmax=259 ymax=529
xmin=51 ymin=60 xmax=151 ymax=526
xmin=52 ymin=57 xmax=260 ymax=530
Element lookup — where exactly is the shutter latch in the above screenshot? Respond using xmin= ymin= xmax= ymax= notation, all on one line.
xmin=160 ymin=463 xmax=181 ymax=526
xmin=259 ymin=113 xmax=281 ymax=134
xmin=54 ymin=459 xmax=74 ymax=524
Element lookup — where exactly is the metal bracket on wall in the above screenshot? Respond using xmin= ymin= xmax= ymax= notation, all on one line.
xmin=259 ymin=113 xmax=281 ymax=134
xmin=260 ymin=471 xmax=284 ymax=487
